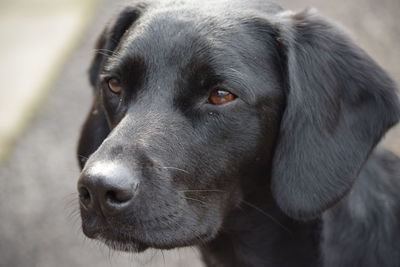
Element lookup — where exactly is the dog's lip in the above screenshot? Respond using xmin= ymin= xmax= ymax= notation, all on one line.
xmin=81 ymin=223 xmax=102 ymax=239
xmin=81 ymin=218 xmax=188 ymax=251
xmin=80 ymin=211 xmax=212 ymax=250
xmin=82 ymin=220 xmax=213 ymax=250
xmin=82 ymin=225 xmax=149 ymax=252
xmin=99 ymin=234 xmax=149 ymax=252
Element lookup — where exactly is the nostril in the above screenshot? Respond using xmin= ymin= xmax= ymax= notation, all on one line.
xmin=105 ymin=189 xmax=133 ymax=205
xmin=78 ymin=186 xmax=91 ymax=207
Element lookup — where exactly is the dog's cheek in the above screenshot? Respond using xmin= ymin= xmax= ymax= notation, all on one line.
xmin=181 ymin=115 xmax=261 ymax=209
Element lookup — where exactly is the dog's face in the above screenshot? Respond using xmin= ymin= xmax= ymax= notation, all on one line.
xmin=77 ymin=0 xmax=399 ymax=252
xmin=78 ymin=1 xmax=284 ymax=251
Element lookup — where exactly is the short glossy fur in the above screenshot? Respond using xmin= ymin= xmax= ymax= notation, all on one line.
xmin=77 ymin=0 xmax=400 ymax=266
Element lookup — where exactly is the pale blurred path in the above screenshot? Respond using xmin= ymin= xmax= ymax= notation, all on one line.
xmin=0 ymin=0 xmax=399 ymax=266
xmin=0 ymin=0 xmax=97 ymax=160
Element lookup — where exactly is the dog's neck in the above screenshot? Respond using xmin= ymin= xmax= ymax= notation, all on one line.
xmin=199 ymin=186 xmax=321 ymax=267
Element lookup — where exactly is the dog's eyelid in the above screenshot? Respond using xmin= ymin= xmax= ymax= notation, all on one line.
xmin=100 ymin=73 xmax=120 ymax=81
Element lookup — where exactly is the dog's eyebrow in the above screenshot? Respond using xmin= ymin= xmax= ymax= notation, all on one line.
xmin=183 ymin=53 xmax=257 ymax=104
xmin=193 ymin=37 xmax=267 ymax=98
xmin=220 ymin=70 xmax=257 ymax=103
xmin=99 ymin=55 xmax=147 ymax=96
xmin=103 ymin=54 xmax=146 ymax=76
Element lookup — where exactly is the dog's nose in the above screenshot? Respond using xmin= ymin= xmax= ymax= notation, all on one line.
xmin=77 ymin=162 xmax=138 ymax=216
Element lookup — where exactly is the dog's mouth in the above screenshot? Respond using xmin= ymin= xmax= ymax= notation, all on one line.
xmin=82 ymin=224 xmax=149 ymax=252
xmin=80 ymin=214 xmax=214 ymax=252
xmin=97 ymin=233 xmax=149 ymax=253
xmin=82 ymin=225 xmax=212 ymax=252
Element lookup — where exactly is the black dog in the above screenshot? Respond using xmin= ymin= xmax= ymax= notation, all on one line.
xmin=77 ymin=0 xmax=400 ymax=266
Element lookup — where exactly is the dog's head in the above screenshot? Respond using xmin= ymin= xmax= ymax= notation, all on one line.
xmin=77 ymin=0 xmax=399 ymax=252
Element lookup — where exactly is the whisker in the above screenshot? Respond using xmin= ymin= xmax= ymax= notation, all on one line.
xmin=161 ymin=250 xmax=166 ymax=267
xmin=184 ymin=197 xmax=209 ymax=206
xmin=179 ymin=189 xmax=227 ymax=193
xmin=241 ymin=200 xmax=291 ymax=234
xmin=174 ymin=216 xmax=208 ymax=246
xmin=94 ymin=48 xmax=122 ymax=57
xmin=162 ymin=166 xmax=190 ymax=174
xmin=77 ymin=154 xmax=89 ymax=160
xmin=96 ymin=51 xmax=112 ymax=57
xmin=64 ymin=196 xmax=79 ymax=206
xmin=94 ymin=48 xmax=113 ymax=53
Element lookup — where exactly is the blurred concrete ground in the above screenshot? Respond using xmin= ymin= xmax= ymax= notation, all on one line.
xmin=0 ymin=0 xmax=97 ymax=161
xmin=0 ymin=0 xmax=399 ymax=266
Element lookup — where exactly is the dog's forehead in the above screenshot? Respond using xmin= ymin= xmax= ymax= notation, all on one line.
xmin=118 ymin=9 xmax=240 ymax=66
xmin=103 ymin=1 xmax=284 ymax=100
xmin=110 ymin=6 xmax=276 ymax=75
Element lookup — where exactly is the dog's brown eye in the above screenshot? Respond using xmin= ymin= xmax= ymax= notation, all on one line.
xmin=209 ymin=89 xmax=236 ymax=105
xmin=107 ymin=78 xmax=122 ymax=94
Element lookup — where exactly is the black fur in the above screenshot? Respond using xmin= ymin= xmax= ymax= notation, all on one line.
xmin=76 ymin=1 xmax=400 ymax=266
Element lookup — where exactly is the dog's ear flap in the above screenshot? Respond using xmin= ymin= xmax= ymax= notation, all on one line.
xmin=78 ymin=6 xmax=145 ymax=169
xmin=77 ymin=99 xmax=109 ymax=169
xmin=89 ymin=6 xmax=144 ymax=87
xmin=271 ymin=10 xmax=400 ymax=220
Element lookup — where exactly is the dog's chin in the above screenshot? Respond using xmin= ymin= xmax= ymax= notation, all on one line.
xmin=93 ymin=230 xmax=214 ymax=252
xmin=82 ymin=228 xmax=148 ymax=252
xmin=98 ymin=235 xmax=149 ymax=253
xmin=82 ymin=222 xmax=216 ymax=252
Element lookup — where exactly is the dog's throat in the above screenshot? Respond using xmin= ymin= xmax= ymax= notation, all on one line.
xmin=198 ymin=199 xmax=321 ymax=267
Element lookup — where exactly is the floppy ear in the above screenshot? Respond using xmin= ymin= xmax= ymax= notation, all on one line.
xmin=271 ymin=10 xmax=400 ymax=220
xmin=77 ymin=6 xmax=145 ymax=169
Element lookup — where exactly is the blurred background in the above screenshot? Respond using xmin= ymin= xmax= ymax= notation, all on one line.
xmin=0 ymin=0 xmax=399 ymax=266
